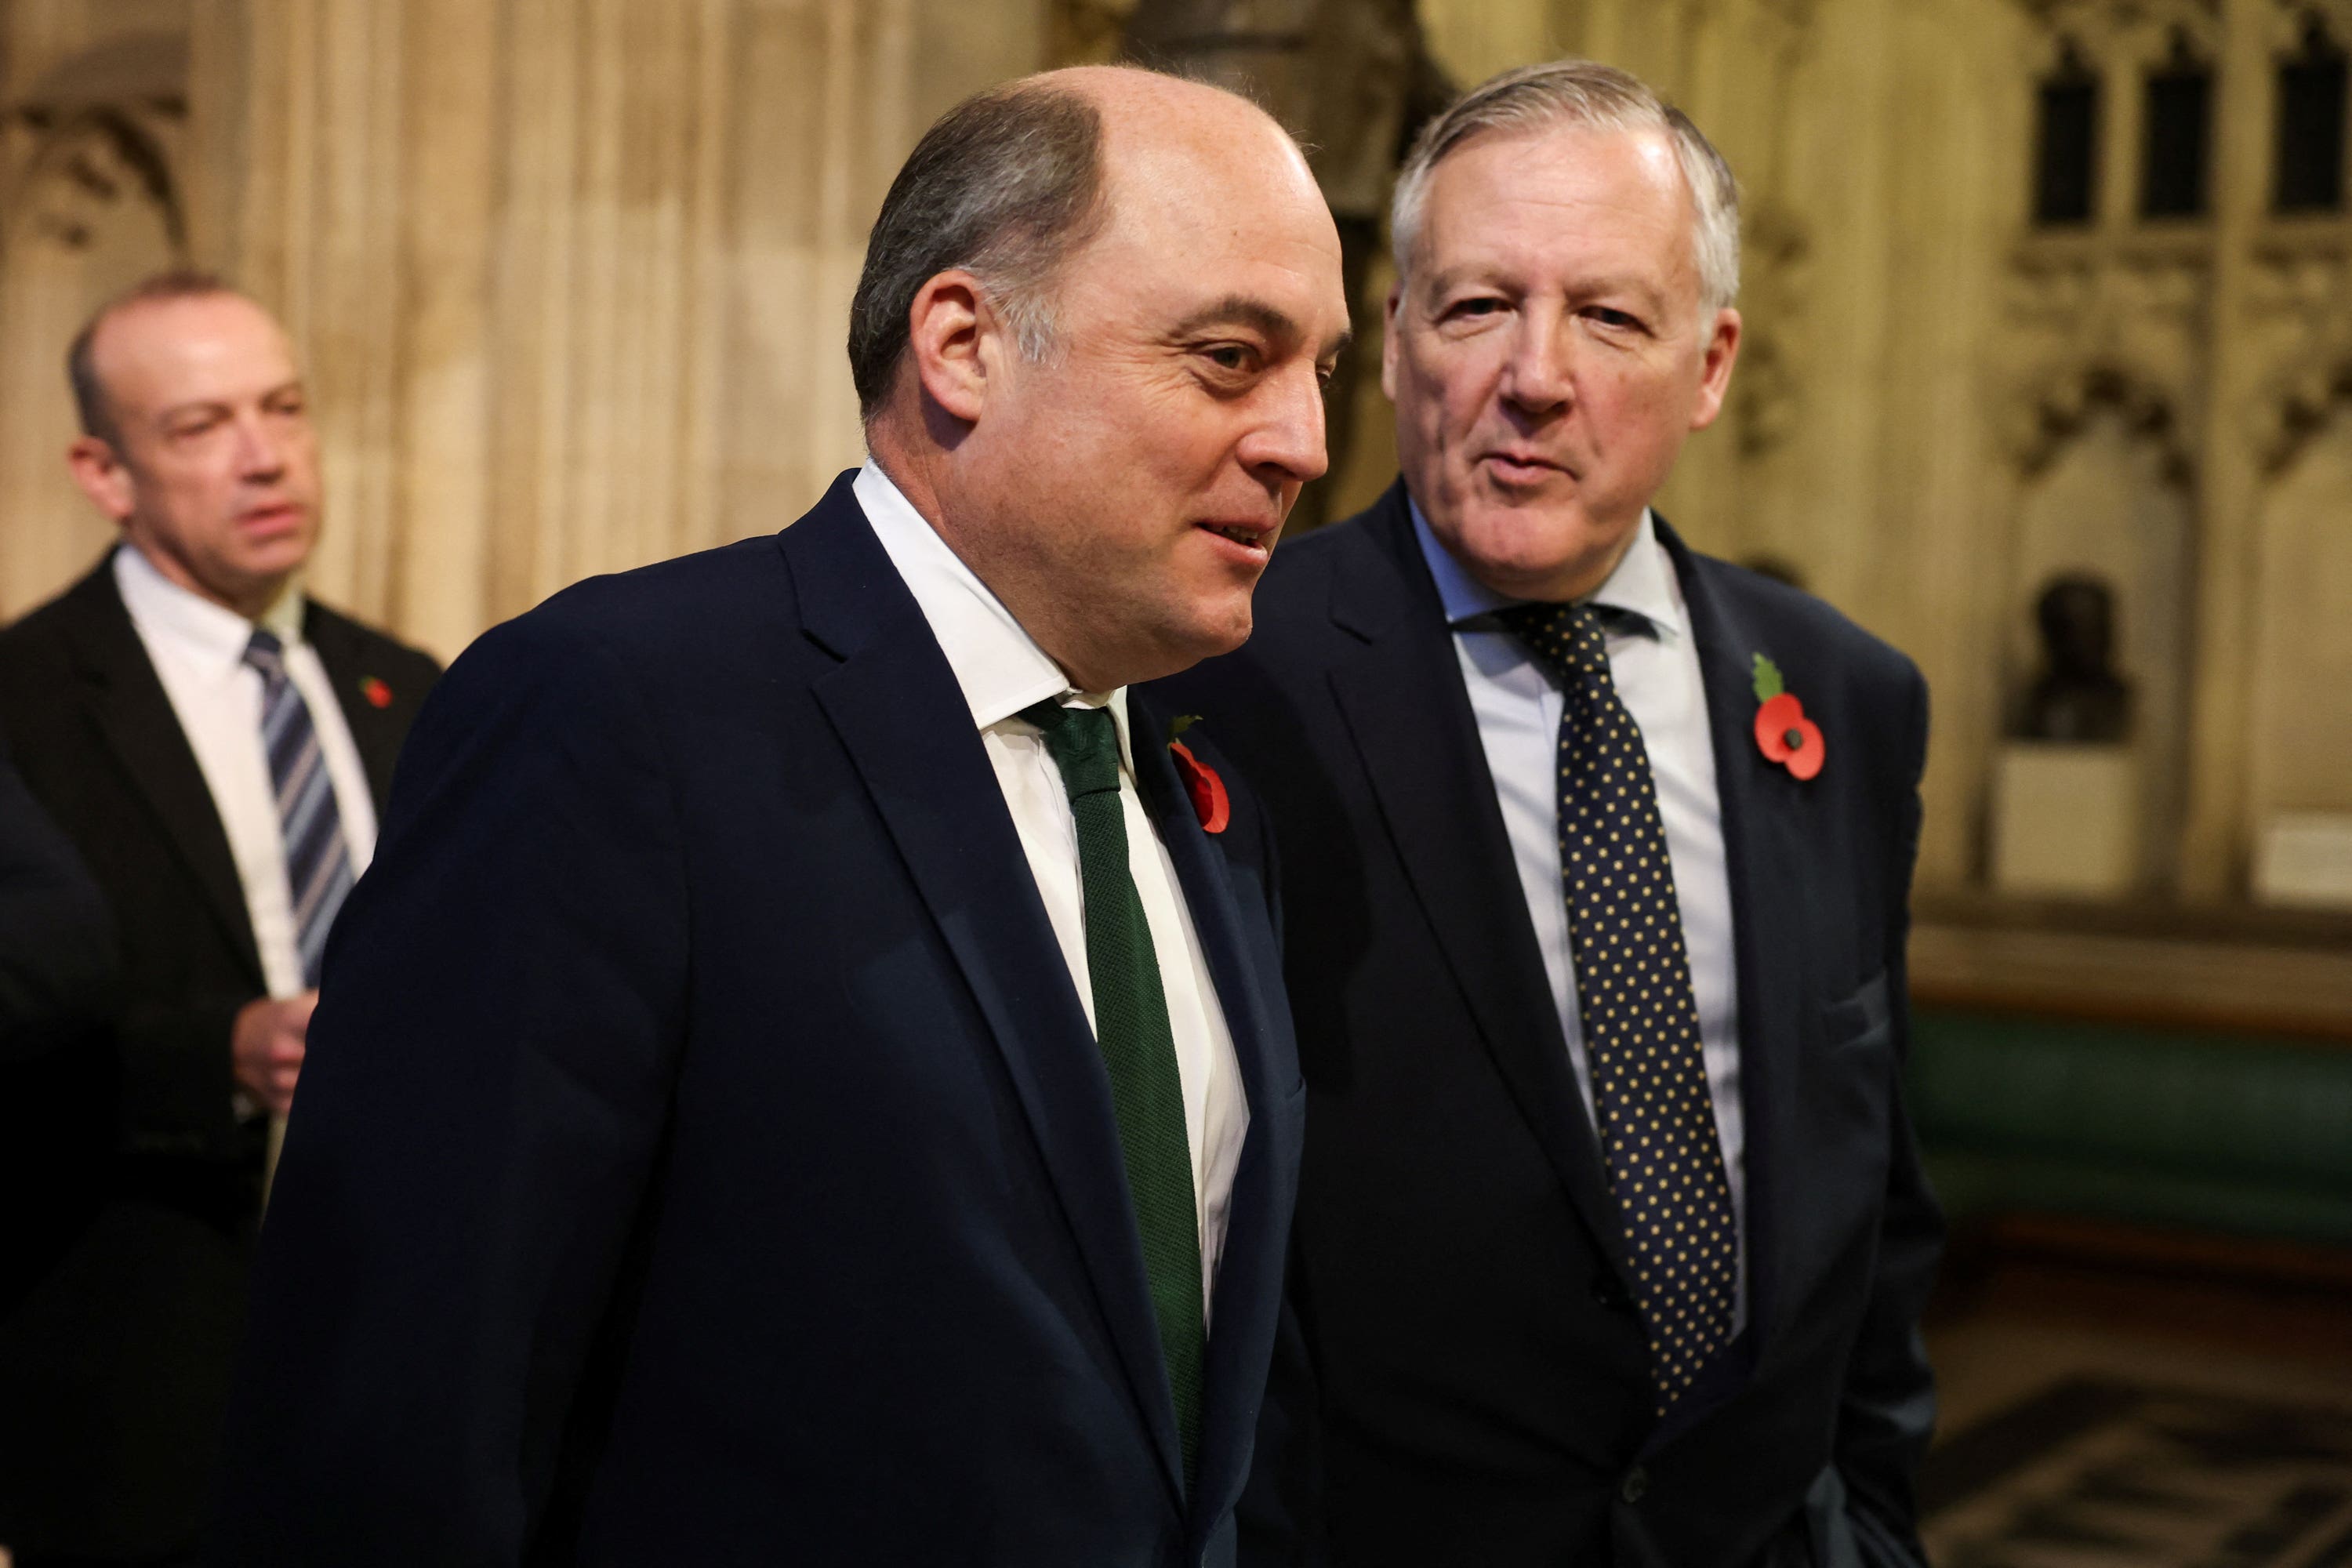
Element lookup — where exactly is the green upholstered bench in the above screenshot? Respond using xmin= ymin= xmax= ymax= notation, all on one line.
xmin=1907 ymin=1007 xmax=2352 ymax=1248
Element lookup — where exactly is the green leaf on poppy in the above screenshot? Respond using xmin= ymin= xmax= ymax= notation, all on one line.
xmin=1751 ymin=654 xmax=1785 ymax=703
xmin=1167 ymin=713 xmax=1203 ymax=742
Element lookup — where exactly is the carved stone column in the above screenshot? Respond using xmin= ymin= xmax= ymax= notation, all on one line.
xmin=2180 ymin=0 xmax=2297 ymax=898
xmin=0 ymin=14 xmax=190 ymax=617
xmin=186 ymin=0 xmax=1040 ymax=661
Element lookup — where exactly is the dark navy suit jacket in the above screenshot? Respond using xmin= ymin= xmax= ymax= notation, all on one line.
xmin=0 ymin=557 xmax=437 ymax=1559
xmin=210 ymin=474 xmax=1305 ymax=1566
xmin=0 ymin=728 xmax=115 ymax=1062
xmin=0 ymin=728 xmax=117 ymax=1322
xmin=1155 ymin=483 xmax=1941 ymax=1568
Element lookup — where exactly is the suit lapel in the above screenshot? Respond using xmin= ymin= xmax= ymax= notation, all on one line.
xmin=1127 ymin=691 xmax=1302 ymax=1537
xmin=1325 ymin=490 xmax=1630 ymax=1277
xmin=784 ymin=477 xmax=1187 ymax=1504
xmin=1660 ymin=520 xmax=1810 ymax=1367
xmin=59 ymin=561 xmax=263 ymax=987
xmin=303 ymin=604 xmax=404 ymax=814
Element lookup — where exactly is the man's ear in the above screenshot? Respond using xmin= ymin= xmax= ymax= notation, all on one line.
xmin=1687 ymin=307 xmax=1743 ymax=433
xmin=66 ymin=436 xmax=135 ymax=523
xmin=906 ymin=270 xmax=1002 ymax=426
xmin=1379 ymin=282 xmax=1403 ymax=402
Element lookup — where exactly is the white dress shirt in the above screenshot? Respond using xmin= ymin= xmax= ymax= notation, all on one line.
xmin=114 ymin=541 xmax=378 ymax=1004
xmin=855 ymin=459 xmax=1250 ymax=1322
xmin=1411 ymin=501 xmax=1749 ymax=1331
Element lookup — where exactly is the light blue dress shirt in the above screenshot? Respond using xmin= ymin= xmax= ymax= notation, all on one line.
xmin=1411 ymin=501 xmax=1749 ymax=1331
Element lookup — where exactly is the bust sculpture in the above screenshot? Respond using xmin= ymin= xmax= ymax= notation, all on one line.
xmin=2020 ymin=573 xmax=2132 ymax=744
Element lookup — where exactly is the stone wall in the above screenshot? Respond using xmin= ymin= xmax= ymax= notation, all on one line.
xmin=2 ymin=0 xmax=2347 ymax=911
xmin=0 ymin=0 xmax=1044 ymax=658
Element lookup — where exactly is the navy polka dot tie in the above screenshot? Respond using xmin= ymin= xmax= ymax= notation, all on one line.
xmin=1501 ymin=601 xmax=1738 ymax=1417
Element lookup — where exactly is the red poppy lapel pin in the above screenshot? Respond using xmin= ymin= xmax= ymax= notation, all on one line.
xmin=1751 ymin=655 xmax=1824 ymax=781
xmin=360 ymin=676 xmax=394 ymax=710
xmin=1166 ymin=714 xmax=1230 ymax=834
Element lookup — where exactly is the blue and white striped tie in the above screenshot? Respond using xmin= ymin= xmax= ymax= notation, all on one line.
xmin=243 ymin=630 xmax=353 ymax=988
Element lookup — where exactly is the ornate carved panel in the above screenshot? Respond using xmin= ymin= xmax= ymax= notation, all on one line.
xmin=1997 ymin=238 xmax=2208 ymax=483
xmin=2245 ymin=233 xmax=2352 ymax=470
xmin=0 ymin=39 xmax=191 ymax=617
xmin=1731 ymin=201 xmax=1809 ymax=459
xmin=2016 ymin=0 xmax=2220 ymax=64
xmin=2267 ymin=0 xmax=2352 ymax=51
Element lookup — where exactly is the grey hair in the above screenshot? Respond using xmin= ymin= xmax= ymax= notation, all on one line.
xmin=848 ymin=80 xmax=1109 ymax=419
xmin=1390 ymin=60 xmax=1742 ymax=318
xmin=68 ymin=267 xmax=241 ymax=447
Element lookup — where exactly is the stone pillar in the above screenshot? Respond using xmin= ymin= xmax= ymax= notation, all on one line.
xmin=474 ymin=0 xmax=736 ymax=627
xmin=185 ymin=0 xmax=1043 ymax=662
xmin=390 ymin=0 xmax=498 ymax=656
xmin=194 ymin=0 xmax=740 ymax=655
xmin=0 ymin=9 xmax=191 ymax=618
xmin=2178 ymin=0 xmax=2275 ymax=898
xmin=722 ymin=0 xmax=914 ymax=550
xmin=1421 ymin=0 xmax=1559 ymax=82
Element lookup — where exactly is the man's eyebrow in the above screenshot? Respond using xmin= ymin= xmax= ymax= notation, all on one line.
xmin=1418 ymin=265 xmax=1490 ymax=298
xmin=1423 ymin=264 xmax=1668 ymax=310
xmin=154 ymin=379 xmax=304 ymax=423
xmin=1170 ymin=296 xmax=1353 ymax=361
xmin=1170 ymin=296 xmax=1298 ymax=343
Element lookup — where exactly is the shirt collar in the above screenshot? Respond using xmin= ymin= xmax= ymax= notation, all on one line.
xmin=112 ymin=539 xmax=307 ymax=679
xmin=1407 ymin=494 xmax=1686 ymax=643
xmin=852 ymin=458 xmax=1136 ymax=770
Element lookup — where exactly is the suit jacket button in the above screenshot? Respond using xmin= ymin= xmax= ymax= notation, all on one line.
xmin=1621 ymin=1465 xmax=1648 ymax=1505
xmin=1592 ymin=1276 xmax=1632 ymax=1312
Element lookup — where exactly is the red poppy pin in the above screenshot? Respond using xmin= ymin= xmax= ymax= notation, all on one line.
xmin=1751 ymin=655 xmax=1824 ymax=781
xmin=1166 ymin=714 xmax=1230 ymax=834
xmin=360 ymin=676 xmax=394 ymax=710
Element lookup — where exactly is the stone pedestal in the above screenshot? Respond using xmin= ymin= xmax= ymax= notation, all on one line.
xmin=2253 ymin=813 xmax=2352 ymax=910
xmin=1992 ymin=742 xmax=2140 ymax=898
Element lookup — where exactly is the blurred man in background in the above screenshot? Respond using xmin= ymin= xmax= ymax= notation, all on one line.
xmin=0 ymin=273 xmax=439 ymax=1566
xmin=1163 ymin=60 xmax=1941 ymax=1566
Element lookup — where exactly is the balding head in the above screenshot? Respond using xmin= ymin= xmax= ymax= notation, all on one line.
xmin=851 ymin=64 xmax=1348 ymax=692
xmin=69 ymin=270 xmax=249 ymax=448
xmin=848 ymin=66 xmax=1316 ymax=420
xmin=63 ymin=273 xmax=322 ymax=619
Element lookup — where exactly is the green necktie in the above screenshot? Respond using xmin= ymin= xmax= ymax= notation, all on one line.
xmin=1022 ymin=699 xmax=1205 ymax=1483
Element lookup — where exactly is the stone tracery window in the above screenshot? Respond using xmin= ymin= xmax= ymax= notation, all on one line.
xmin=2274 ymin=12 xmax=2349 ymax=212
xmin=2140 ymin=29 xmax=2213 ymax=219
xmin=2034 ymin=38 xmax=2101 ymax=225
xmin=2017 ymin=3 xmax=2352 ymax=229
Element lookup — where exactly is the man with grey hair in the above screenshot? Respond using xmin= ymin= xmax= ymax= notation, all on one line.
xmin=212 ymin=66 xmax=1348 ymax=1563
xmin=1160 ymin=59 xmax=1941 ymax=1566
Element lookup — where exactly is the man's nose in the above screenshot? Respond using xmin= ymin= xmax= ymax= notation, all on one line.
xmin=1499 ymin=321 xmax=1573 ymax=415
xmin=234 ymin=413 xmax=286 ymax=477
xmin=1241 ymin=365 xmax=1331 ymax=485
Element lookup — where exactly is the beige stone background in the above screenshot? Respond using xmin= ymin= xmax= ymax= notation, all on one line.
xmin=0 ymin=0 xmax=2347 ymax=926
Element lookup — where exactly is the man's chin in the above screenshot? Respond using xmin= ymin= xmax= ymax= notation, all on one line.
xmin=1200 ymin=615 xmax=1253 ymax=664
xmin=234 ymin=531 xmax=315 ymax=575
xmin=1443 ymin=502 xmax=1636 ymax=600
xmin=1128 ymin=609 xmax=1253 ymax=687
xmin=206 ymin=551 xmax=307 ymax=609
